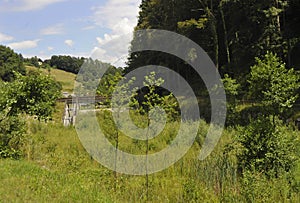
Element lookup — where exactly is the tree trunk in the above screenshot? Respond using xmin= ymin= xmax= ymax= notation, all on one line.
xmin=211 ymin=17 xmax=219 ymax=70
xmin=207 ymin=7 xmax=219 ymax=70
xmin=220 ymin=2 xmax=231 ymax=64
xmin=275 ymin=0 xmax=281 ymax=33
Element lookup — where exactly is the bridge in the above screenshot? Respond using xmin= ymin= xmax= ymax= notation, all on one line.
xmin=57 ymin=96 xmax=109 ymax=126
xmin=57 ymin=95 xmax=108 ymax=104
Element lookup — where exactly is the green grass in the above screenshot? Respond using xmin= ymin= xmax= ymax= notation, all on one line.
xmin=26 ymin=66 xmax=76 ymax=93
xmin=0 ymin=103 xmax=299 ymax=202
xmin=0 ymin=160 xmax=112 ymax=202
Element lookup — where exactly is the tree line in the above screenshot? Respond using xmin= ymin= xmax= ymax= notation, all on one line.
xmin=44 ymin=55 xmax=86 ymax=74
xmin=0 ymin=45 xmax=88 ymax=79
xmin=126 ymin=0 xmax=300 ymax=95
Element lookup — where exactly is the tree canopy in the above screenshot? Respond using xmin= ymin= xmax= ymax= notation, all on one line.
xmin=248 ymin=52 xmax=299 ymax=118
xmin=126 ymin=0 xmax=300 ymax=92
xmin=0 ymin=70 xmax=62 ymax=121
xmin=45 ymin=55 xmax=86 ymax=74
xmin=0 ymin=45 xmax=25 ymax=82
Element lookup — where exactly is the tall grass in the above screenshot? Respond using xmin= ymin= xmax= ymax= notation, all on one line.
xmin=0 ymin=103 xmax=299 ymax=202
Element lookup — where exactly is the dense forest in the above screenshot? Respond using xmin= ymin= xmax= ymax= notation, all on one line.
xmin=126 ymin=0 xmax=300 ymax=96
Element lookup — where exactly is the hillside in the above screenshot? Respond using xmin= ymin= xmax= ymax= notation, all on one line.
xmin=26 ymin=66 xmax=76 ymax=93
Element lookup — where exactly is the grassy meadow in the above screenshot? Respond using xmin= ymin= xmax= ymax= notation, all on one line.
xmin=0 ymin=66 xmax=298 ymax=202
xmin=0 ymin=101 xmax=299 ymax=202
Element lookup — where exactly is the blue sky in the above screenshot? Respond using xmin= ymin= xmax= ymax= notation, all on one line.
xmin=0 ymin=0 xmax=141 ymax=66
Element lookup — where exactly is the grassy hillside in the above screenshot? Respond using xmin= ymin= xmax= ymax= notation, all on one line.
xmin=26 ymin=66 xmax=76 ymax=93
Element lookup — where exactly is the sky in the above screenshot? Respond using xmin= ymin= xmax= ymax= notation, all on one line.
xmin=0 ymin=0 xmax=141 ymax=67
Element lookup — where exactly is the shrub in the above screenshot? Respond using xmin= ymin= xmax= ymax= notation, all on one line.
xmin=237 ymin=105 xmax=267 ymax=126
xmin=0 ymin=71 xmax=62 ymax=121
xmin=248 ymin=52 xmax=299 ymax=119
xmin=236 ymin=116 xmax=299 ymax=177
xmin=0 ymin=111 xmax=26 ymax=159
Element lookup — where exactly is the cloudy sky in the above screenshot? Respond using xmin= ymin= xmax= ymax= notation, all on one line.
xmin=0 ymin=0 xmax=141 ymax=66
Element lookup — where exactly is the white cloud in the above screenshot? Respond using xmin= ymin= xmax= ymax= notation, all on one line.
xmin=0 ymin=32 xmax=14 ymax=42
xmin=96 ymin=34 xmax=119 ymax=46
xmin=1 ymin=0 xmax=67 ymax=12
xmin=40 ymin=23 xmax=64 ymax=35
xmin=92 ymin=0 xmax=140 ymax=30
xmin=82 ymin=26 xmax=96 ymax=31
xmin=8 ymin=39 xmax=40 ymax=50
xmin=48 ymin=47 xmax=54 ymax=51
xmin=90 ymin=46 xmax=129 ymax=68
xmin=90 ymin=0 xmax=141 ymax=66
xmin=23 ymin=52 xmax=50 ymax=60
xmin=91 ymin=31 xmax=133 ymax=67
xmin=24 ymin=51 xmax=89 ymax=61
xmin=64 ymin=39 xmax=74 ymax=47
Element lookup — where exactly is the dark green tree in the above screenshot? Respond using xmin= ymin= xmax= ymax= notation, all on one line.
xmin=0 ymin=45 xmax=25 ymax=82
xmin=48 ymin=55 xmax=85 ymax=74
xmin=127 ymin=0 xmax=300 ymax=86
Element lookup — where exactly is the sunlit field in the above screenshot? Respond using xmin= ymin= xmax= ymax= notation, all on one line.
xmin=0 ymin=102 xmax=299 ymax=202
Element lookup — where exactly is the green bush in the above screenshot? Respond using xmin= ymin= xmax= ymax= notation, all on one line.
xmin=0 ymin=111 xmax=25 ymax=159
xmin=236 ymin=116 xmax=299 ymax=177
xmin=248 ymin=52 xmax=299 ymax=118
xmin=0 ymin=71 xmax=62 ymax=121
xmin=0 ymin=70 xmax=61 ymax=159
xmin=236 ymin=105 xmax=267 ymax=126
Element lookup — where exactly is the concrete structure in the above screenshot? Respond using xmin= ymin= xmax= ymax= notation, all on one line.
xmin=60 ymin=96 xmax=107 ymax=126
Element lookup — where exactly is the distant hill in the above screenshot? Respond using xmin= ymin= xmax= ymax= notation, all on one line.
xmin=26 ymin=66 xmax=76 ymax=93
xmin=44 ymin=55 xmax=85 ymax=74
